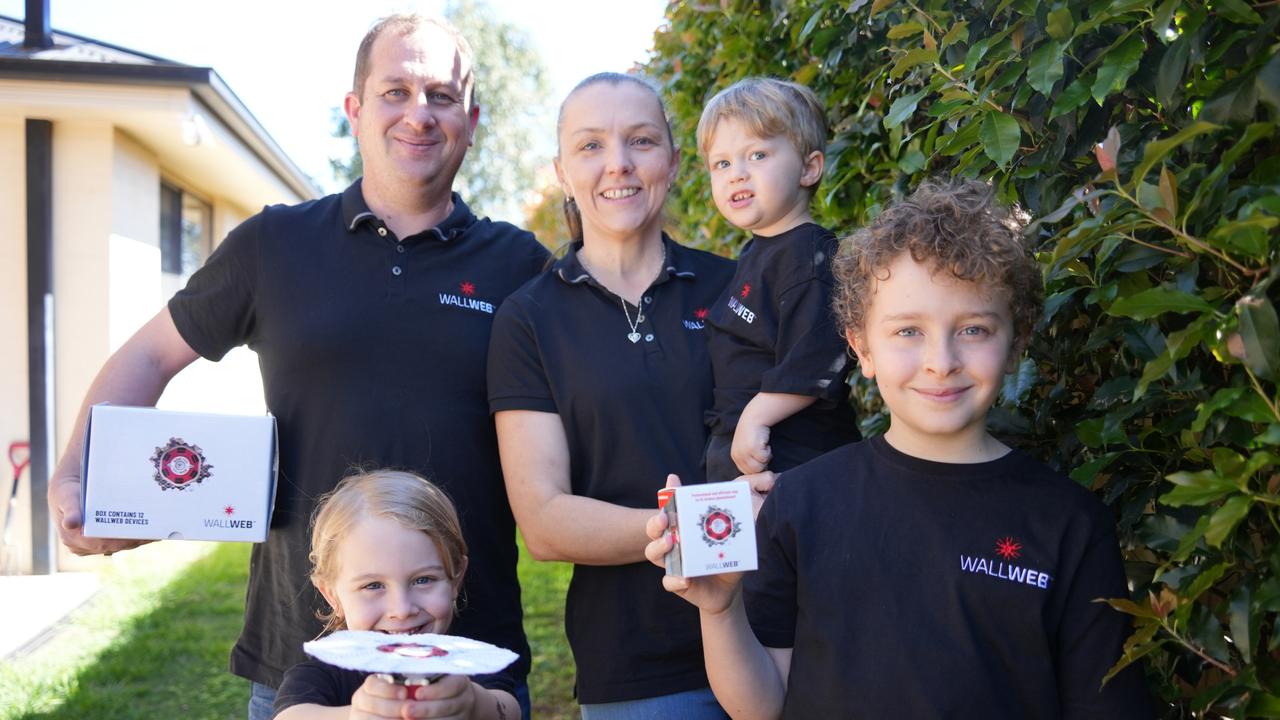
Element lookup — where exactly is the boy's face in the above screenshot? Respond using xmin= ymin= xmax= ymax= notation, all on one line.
xmin=705 ymin=117 xmax=823 ymax=238
xmin=847 ymin=253 xmax=1021 ymax=461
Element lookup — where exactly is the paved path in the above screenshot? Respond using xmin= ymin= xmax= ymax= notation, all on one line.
xmin=0 ymin=572 xmax=100 ymax=659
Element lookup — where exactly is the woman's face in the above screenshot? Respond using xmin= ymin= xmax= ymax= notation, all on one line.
xmin=554 ymin=81 xmax=679 ymax=244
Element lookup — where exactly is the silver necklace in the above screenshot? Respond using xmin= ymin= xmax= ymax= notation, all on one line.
xmin=578 ymin=245 xmax=664 ymax=344
xmin=619 ymin=295 xmax=644 ymax=343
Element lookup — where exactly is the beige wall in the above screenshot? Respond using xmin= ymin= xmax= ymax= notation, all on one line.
xmin=0 ymin=118 xmax=30 ymax=573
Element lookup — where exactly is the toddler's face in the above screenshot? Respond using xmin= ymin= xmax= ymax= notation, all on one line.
xmin=319 ymin=514 xmax=460 ymax=635
xmin=705 ymin=117 xmax=821 ymax=237
xmin=848 ymin=253 xmax=1019 ymax=460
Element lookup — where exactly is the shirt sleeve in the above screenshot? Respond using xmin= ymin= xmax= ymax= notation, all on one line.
xmin=758 ymin=243 xmax=851 ymax=404
xmin=487 ymin=296 xmax=557 ymax=414
xmin=273 ymin=660 xmax=363 ymax=715
xmin=167 ymin=210 xmax=262 ymax=361
xmin=1056 ymin=511 xmax=1155 ymax=719
xmin=743 ymin=479 xmax=799 ymax=649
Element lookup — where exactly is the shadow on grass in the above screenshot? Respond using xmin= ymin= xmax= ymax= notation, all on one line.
xmin=18 ymin=543 xmax=251 ymax=720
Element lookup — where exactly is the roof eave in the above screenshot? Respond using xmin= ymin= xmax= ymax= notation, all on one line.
xmin=0 ymin=57 xmax=320 ymax=201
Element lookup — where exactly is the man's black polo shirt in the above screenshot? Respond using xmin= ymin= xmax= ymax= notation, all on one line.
xmin=168 ymin=180 xmax=547 ymax=688
xmin=487 ymin=237 xmax=734 ymax=703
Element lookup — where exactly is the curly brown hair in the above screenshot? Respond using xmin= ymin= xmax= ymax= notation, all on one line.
xmin=832 ymin=178 xmax=1042 ymax=343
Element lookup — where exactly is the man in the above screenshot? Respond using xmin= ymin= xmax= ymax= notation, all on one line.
xmin=47 ymin=15 xmax=546 ymax=720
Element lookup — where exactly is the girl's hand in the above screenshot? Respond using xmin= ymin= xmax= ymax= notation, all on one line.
xmin=398 ymin=674 xmax=479 ymax=719
xmin=349 ymin=674 xmax=417 ymax=719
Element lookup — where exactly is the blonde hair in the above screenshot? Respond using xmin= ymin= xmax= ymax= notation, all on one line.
xmin=696 ymin=77 xmax=828 ymax=185
xmin=352 ymin=13 xmax=477 ymax=109
xmin=309 ymin=469 xmax=468 ymax=634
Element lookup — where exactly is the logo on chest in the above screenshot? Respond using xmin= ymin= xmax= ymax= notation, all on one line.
xmin=959 ymin=536 xmax=1052 ymax=590
xmin=438 ymin=280 xmax=495 ymax=315
xmin=727 ymin=293 xmax=756 ymax=324
xmin=683 ymin=307 xmax=709 ymax=331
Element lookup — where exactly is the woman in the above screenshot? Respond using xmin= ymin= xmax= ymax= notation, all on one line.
xmin=487 ymin=73 xmax=734 ymax=717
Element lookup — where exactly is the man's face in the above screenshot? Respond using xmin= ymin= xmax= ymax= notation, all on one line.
xmin=344 ymin=26 xmax=479 ymax=193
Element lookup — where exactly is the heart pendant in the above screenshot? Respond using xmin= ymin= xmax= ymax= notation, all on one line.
xmin=627 ymin=332 xmax=641 ymax=343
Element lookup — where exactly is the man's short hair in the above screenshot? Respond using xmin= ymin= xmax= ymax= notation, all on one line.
xmin=832 ymin=178 xmax=1043 ymax=344
xmin=696 ymin=77 xmax=828 ymax=170
xmin=352 ymin=13 xmax=477 ymax=109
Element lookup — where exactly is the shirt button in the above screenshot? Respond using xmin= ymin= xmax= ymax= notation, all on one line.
xmin=645 ymin=333 xmax=655 ymax=342
xmin=377 ymin=227 xmax=388 ymax=237
xmin=643 ymin=296 xmax=652 ymax=304
xmin=396 ymin=245 xmax=405 ymax=253
xmin=391 ymin=266 xmax=402 ymax=276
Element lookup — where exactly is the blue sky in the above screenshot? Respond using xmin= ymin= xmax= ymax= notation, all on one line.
xmin=2 ymin=0 xmax=668 ymax=204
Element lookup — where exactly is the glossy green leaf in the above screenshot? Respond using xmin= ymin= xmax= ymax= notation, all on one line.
xmin=1050 ymin=77 xmax=1092 ymax=119
xmin=1046 ymin=6 xmax=1074 ymax=40
xmin=1237 ymin=295 xmax=1280 ymax=381
xmin=1091 ymin=36 xmax=1144 ymax=103
xmin=891 ymin=48 xmax=939 ymax=78
xmin=1215 ymin=0 xmax=1263 ymax=24
xmin=1162 ymin=470 xmax=1237 ymax=506
xmin=1028 ymin=41 xmax=1065 ymax=95
xmin=1183 ymin=562 xmax=1229 ymax=604
xmin=980 ymin=110 xmax=1021 ymax=167
xmin=1229 ymin=587 xmax=1253 ymax=664
xmin=1106 ymin=287 xmax=1213 ymax=320
xmin=883 ymin=89 xmax=927 ymax=129
xmin=1157 ymin=38 xmax=1189 ymax=109
xmin=1131 ymin=122 xmax=1221 ymax=190
xmin=886 ymin=21 xmax=925 ymax=39
xmin=1205 ymin=495 xmax=1252 ymax=547
xmin=1192 ymin=388 xmax=1246 ymax=432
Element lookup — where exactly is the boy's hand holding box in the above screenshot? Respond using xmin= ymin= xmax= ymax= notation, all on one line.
xmin=81 ymin=404 xmax=277 ymax=542
xmin=657 ymin=480 xmax=757 ymax=577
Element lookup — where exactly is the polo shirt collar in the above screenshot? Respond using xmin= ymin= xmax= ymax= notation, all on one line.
xmin=553 ymin=234 xmax=698 ymax=286
xmin=341 ymin=179 xmax=477 ymax=242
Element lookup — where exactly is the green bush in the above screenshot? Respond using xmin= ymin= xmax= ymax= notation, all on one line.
xmin=648 ymin=0 xmax=1280 ymax=715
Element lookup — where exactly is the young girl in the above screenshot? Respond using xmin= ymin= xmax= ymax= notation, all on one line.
xmin=273 ymin=470 xmax=521 ymax=720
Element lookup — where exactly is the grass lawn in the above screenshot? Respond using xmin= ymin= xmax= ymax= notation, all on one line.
xmin=0 ymin=539 xmax=575 ymax=719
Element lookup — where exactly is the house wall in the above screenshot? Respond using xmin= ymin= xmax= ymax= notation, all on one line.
xmin=0 ymin=118 xmax=30 ymax=573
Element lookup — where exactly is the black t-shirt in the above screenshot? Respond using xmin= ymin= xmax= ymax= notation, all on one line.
xmin=745 ymin=436 xmax=1154 ymax=719
xmin=272 ymin=658 xmax=515 ymax=717
xmin=168 ymin=181 xmax=548 ymax=688
xmin=487 ymin=237 xmax=735 ymax=703
xmin=704 ymin=223 xmax=859 ymax=457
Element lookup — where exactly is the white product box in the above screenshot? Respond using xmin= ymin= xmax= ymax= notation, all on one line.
xmin=657 ymin=480 xmax=758 ymax=578
xmin=81 ymin=404 xmax=277 ymax=542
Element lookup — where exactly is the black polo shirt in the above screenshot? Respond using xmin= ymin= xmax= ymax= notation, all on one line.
xmin=704 ymin=222 xmax=859 ymax=455
xmin=168 ymin=180 xmax=547 ymax=689
xmin=487 ymin=237 xmax=735 ymax=704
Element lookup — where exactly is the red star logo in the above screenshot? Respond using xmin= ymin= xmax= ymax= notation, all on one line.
xmin=460 ymin=281 xmax=476 ymax=296
xmin=995 ymin=536 xmax=1022 ymax=560
xmin=740 ymin=284 xmax=751 ymax=299
xmin=223 ymin=505 xmax=235 ymax=516
xmin=695 ymin=307 xmax=708 ymax=320
xmin=718 ymin=551 xmax=725 ymax=559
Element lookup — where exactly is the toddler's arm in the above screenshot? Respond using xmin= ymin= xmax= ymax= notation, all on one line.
xmin=731 ymin=392 xmax=817 ymax=474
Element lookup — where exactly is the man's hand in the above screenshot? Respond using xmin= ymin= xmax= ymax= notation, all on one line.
xmin=48 ymin=472 xmax=150 ymax=557
xmin=731 ymin=419 xmax=772 ymax=475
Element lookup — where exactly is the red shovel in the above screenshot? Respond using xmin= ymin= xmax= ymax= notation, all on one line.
xmin=3 ymin=441 xmax=31 ymax=573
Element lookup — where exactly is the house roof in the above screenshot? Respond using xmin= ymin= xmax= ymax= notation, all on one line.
xmin=0 ymin=14 xmax=319 ymax=201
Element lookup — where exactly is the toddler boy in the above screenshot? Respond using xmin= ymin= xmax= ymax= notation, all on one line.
xmin=699 ymin=78 xmax=860 ymax=483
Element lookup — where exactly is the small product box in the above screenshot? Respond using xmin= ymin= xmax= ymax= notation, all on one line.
xmin=656 ymin=480 xmax=757 ymax=578
xmin=81 ymin=404 xmax=277 ymax=542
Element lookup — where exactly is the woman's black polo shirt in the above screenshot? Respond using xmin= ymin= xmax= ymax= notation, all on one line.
xmin=487 ymin=237 xmax=734 ymax=703
xmin=167 ymin=180 xmax=547 ymax=688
